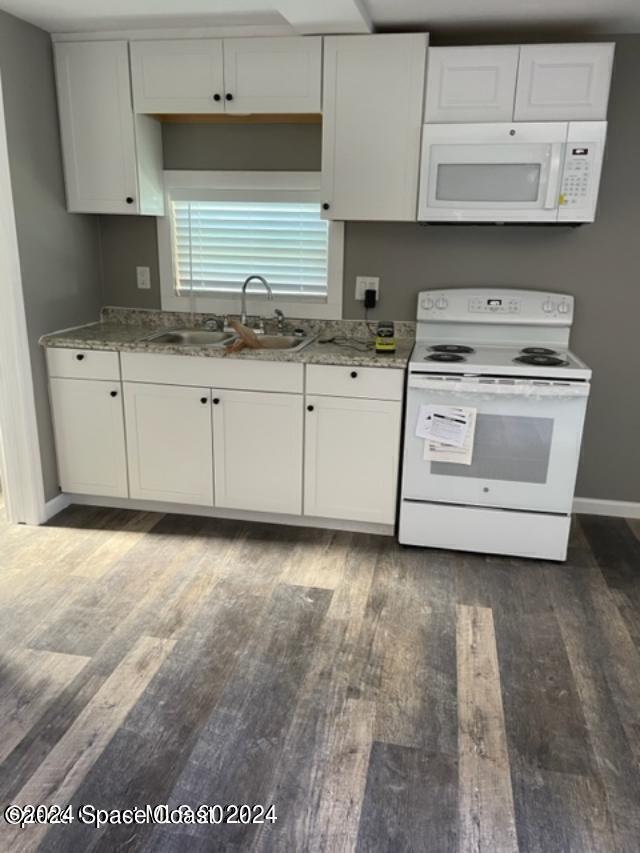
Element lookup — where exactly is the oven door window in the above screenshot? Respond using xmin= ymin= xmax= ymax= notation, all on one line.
xmin=431 ymin=414 xmax=553 ymax=482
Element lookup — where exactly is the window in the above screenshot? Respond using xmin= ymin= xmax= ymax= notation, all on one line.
xmin=158 ymin=172 xmax=344 ymax=319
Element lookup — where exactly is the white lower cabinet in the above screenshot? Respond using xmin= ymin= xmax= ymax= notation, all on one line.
xmin=49 ymin=377 xmax=128 ymax=497
xmin=304 ymin=395 xmax=402 ymax=525
xmin=212 ymin=389 xmax=303 ymax=515
xmin=124 ymin=382 xmax=213 ymax=506
xmin=48 ymin=348 xmax=403 ymax=530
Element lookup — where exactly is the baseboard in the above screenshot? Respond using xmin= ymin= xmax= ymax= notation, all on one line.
xmin=65 ymin=493 xmax=395 ymax=536
xmin=44 ymin=492 xmax=71 ymax=521
xmin=573 ymin=497 xmax=640 ymax=519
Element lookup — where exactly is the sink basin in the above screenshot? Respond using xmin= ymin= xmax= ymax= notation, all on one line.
xmin=252 ymin=334 xmax=316 ymax=353
xmin=143 ymin=329 xmax=236 ymax=347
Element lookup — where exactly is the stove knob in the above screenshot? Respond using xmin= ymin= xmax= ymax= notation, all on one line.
xmin=557 ymin=301 xmax=571 ymax=314
xmin=421 ymin=297 xmax=434 ymax=310
xmin=435 ymin=297 xmax=448 ymax=310
xmin=542 ymin=299 xmax=555 ymax=313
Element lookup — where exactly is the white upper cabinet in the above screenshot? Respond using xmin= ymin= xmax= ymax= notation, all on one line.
xmin=131 ymin=36 xmax=322 ymax=115
xmin=54 ymin=41 xmax=163 ymax=215
xmin=321 ymin=34 xmax=428 ymax=221
xmin=514 ymin=43 xmax=615 ymax=121
xmin=223 ymin=37 xmax=322 ymax=114
xmin=425 ymin=46 xmax=519 ymax=123
xmin=131 ymin=39 xmax=225 ymax=114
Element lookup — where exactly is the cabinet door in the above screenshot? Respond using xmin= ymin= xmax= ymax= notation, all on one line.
xmin=49 ymin=378 xmax=128 ymax=497
xmin=124 ymin=383 xmax=213 ymax=506
xmin=321 ymin=34 xmax=428 ymax=221
xmin=514 ymin=43 xmax=614 ymax=121
xmin=54 ymin=41 xmax=140 ymax=214
xmin=304 ymin=396 xmax=401 ymax=524
xmin=222 ymin=37 xmax=322 ymax=114
xmin=425 ymin=46 xmax=519 ymax=122
xmin=130 ymin=39 xmax=225 ymax=114
xmin=212 ymin=390 xmax=303 ymax=515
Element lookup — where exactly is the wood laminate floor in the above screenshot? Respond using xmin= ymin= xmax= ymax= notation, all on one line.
xmin=0 ymin=501 xmax=639 ymax=852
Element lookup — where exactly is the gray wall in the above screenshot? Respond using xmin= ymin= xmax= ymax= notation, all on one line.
xmin=98 ymin=35 xmax=640 ymax=504
xmin=0 ymin=9 xmax=102 ymax=502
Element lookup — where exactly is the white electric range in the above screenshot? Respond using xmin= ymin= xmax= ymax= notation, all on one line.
xmin=399 ymin=288 xmax=591 ymax=561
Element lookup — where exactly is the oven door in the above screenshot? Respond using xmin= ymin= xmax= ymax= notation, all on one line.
xmin=402 ymin=375 xmax=589 ymax=514
xmin=418 ymin=122 xmax=567 ymax=222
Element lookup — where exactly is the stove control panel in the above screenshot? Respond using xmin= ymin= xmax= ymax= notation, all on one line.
xmin=417 ymin=289 xmax=574 ymax=325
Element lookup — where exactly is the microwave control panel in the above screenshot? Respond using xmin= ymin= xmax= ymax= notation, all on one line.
xmin=558 ymin=121 xmax=607 ymax=222
xmin=560 ymin=148 xmax=594 ymax=208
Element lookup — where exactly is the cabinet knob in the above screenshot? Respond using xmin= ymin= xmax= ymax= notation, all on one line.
xmin=322 ymin=202 xmax=330 ymax=211
xmin=225 ymin=93 xmax=233 ymax=101
xmin=212 ymin=397 xmax=220 ymax=405
xmin=350 ymin=371 xmax=358 ymax=379
xmin=110 ymin=390 xmax=118 ymax=398
xmin=126 ymin=196 xmax=134 ymax=204
xmin=307 ymin=404 xmax=314 ymax=412
xmin=213 ymin=93 xmax=221 ymax=102
xmin=75 ymin=353 xmax=85 ymax=361
xmin=200 ymin=396 xmax=208 ymax=404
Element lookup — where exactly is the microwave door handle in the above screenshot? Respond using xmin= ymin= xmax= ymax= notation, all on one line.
xmin=544 ymin=143 xmax=564 ymax=209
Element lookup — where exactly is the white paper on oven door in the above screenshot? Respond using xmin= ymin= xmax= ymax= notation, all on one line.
xmin=416 ymin=404 xmax=470 ymax=448
xmin=422 ymin=406 xmax=477 ymax=465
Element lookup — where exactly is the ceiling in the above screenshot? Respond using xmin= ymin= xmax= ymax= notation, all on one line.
xmin=1 ymin=0 xmax=638 ymax=35
xmin=367 ymin=0 xmax=640 ymax=34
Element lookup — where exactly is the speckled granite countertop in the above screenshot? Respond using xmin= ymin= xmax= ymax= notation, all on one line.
xmin=40 ymin=308 xmax=415 ymax=370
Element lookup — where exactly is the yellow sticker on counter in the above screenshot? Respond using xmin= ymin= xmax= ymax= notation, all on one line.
xmin=559 ymin=194 xmax=567 ymax=205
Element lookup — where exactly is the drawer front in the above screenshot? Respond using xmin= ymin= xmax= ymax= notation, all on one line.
xmin=46 ymin=347 xmax=121 ymax=381
xmin=121 ymin=352 xmax=303 ymax=393
xmin=305 ymin=364 xmax=404 ymax=401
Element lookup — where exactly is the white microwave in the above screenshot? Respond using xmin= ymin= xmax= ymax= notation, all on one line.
xmin=417 ymin=121 xmax=607 ymax=223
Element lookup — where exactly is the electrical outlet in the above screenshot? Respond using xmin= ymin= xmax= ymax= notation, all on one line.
xmin=136 ymin=266 xmax=151 ymax=290
xmin=355 ymin=276 xmax=380 ymax=301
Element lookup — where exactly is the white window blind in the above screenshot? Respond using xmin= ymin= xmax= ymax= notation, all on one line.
xmin=172 ymin=200 xmax=329 ymax=299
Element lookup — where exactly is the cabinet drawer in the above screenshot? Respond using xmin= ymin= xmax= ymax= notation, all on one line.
xmin=121 ymin=352 xmax=303 ymax=393
xmin=305 ymin=364 xmax=404 ymax=401
xmin=46 ymin=347 xmax=121 ymax=381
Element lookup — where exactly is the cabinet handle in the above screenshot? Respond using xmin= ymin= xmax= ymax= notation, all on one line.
xmin=126 ymin=196 xmax=134 ymax=204
xmin=350 ymin=371 xmax=358 ymax=379
xmin=75 ymin=353 xmax=85 ymax=361
xmin=200 ymin=396 xmax=208 ymax=404
xmin=110 ymin=390 xmax=118 ymax=398
xmin=322 ymin=202 xmax=330 ymax=211
xmin=212 ymin=397 xmax=220 ymax=405
xmin=225 ymin=93 xmax=233 ymax=101
xmin=213 ymin=93 xmax=221 ymax=102
xmin=307 ymin=404 xmax=314 ymax=412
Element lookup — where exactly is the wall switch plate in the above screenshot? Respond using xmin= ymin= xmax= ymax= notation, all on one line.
xmin=136 ymin=266 xmax=151 ymax=290
xmin=355 ymin=276 xmax=379 ymax=301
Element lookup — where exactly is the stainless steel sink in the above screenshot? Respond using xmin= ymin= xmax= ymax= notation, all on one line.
xmin=251 ymin=334 xmax=316 ymax=353
xmin=143 ymin=329 xmax=236 ymax=347
xmin=141 ymin=328 xmax=315 ymax=353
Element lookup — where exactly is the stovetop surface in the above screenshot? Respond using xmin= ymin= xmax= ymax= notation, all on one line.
xmin=410 ymin=342 xmax=591 ymax=380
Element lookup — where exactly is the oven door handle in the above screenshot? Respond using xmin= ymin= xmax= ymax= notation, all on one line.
xmin=408 ymin=377 xmax=590 ymax=397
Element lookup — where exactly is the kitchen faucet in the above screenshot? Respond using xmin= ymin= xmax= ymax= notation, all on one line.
xmin=241 ymin=275 xmax=272 ymax=326
xmin=274 ymin=309 xmax=286 ymax=333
